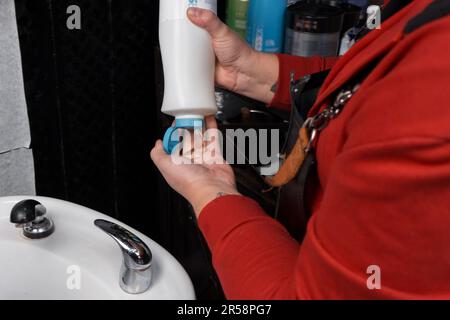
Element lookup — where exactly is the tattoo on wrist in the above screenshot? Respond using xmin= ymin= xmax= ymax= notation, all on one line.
xmin=216 ymin=192 xmax=228 ymax=198
xmin=270 ymin=82 xmax=278 ymax=93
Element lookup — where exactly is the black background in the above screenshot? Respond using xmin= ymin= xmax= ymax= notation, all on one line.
xmin=14 ymin=0 xmax=228 ymax=299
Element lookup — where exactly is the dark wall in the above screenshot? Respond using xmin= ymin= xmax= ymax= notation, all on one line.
xmin=15 ymin=0 xmax=224 ymax=299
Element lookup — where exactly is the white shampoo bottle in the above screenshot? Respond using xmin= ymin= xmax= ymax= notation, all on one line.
xmin=159 ymin=0 xmax=218 ymax=154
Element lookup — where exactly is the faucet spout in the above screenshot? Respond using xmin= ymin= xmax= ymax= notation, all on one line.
xmin=94 ymin=219 xmax=152 ymax=294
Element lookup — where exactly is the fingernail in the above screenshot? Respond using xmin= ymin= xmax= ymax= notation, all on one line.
xmin=187 ymin=7 xmax=201 ymax=17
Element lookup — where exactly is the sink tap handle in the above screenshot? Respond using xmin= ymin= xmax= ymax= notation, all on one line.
xmin=94 ymin=219 xmax=152 ymax=294
xmin=10 ymin=200 xmax=54 ymax=239
xmin=10 ymin=199 xmax=47 ymax=225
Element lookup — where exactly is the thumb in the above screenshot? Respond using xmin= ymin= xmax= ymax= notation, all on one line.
xmin=150 ymin=140 xmax=173 ymax=173
xmin=187 ymin=7 xmax=229 ymax=40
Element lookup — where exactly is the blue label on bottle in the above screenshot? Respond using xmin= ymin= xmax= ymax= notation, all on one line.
xmin=188 ymin=0 xmax=217 ymax=14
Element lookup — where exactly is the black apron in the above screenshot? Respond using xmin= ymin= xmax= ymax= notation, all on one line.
xmin=275 ymin=71 xmax=329 ymax=241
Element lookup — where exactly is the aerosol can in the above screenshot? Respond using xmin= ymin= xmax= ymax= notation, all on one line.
xmin=159 ymin=0 xmax=218 ymax=154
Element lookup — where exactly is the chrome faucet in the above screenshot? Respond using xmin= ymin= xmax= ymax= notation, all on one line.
xmin=94 ymin=219 xmax=152 ymax=294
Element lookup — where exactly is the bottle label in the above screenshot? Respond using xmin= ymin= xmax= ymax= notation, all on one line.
xmin=254 ymin=28 xmax=264 ymax=52
xmin=188 ymin=0 xmax=217 ymax=14
xmin=160 ymin=0 xmax=217 ymax=22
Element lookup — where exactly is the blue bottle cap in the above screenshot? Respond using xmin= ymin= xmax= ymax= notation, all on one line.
xmin=163 ymin=118 xmax=204 ymax=154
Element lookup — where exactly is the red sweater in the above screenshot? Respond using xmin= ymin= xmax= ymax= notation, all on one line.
xmin=199 ymin=0 xmax=450 ymax=299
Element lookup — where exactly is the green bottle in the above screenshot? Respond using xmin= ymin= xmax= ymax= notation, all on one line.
xmin=226 ymin=0 xmax=250 ymax=39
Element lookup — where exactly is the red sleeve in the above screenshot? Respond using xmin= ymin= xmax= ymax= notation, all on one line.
xmin=269 ymin=54 xmax=339 ymax=111
xmin=199 ymin=13 xmax=450 ymax=300
xmin=198 ymin=196 xmax=300 ymax=299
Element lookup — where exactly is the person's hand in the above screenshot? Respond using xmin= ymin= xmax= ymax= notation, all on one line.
xmin=151 ymin=116 xmax=240 ymax=218
xmin=187 ymin=7 xmax=279 ymax=104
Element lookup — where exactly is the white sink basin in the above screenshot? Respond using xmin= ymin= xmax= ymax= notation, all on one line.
xmin=0 ymin=196 xmax=195 ymax=300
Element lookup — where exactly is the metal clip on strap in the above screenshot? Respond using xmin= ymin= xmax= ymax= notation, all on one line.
xmin=303 ymin=84 xmax=360 ymax=152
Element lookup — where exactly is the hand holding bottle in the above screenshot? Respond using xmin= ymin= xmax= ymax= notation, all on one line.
xmin=187 ymin=7 xmax=279 ymax=104
xmin=151 ymin=116 xmax=240 ymax=217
